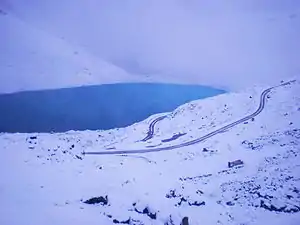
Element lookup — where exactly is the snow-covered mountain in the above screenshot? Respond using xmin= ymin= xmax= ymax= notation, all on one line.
xmin=0 ymin=10 xmax=143 ymax=94
xmin=1 ymin=1 xmax=300 ymax=92
xmin=0 ymin=79 xmax=299 ymax=225
xmin=1 ymin=1 xmax=300 ymax=224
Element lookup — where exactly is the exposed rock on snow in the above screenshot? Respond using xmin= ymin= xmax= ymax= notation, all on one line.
xmin=84 ymin=196 xmax=108 ymax=205
xmin=0 ymin=79 xmax=299 ymax=224
xmin=228 ymin=159 xmax=244 ymax=168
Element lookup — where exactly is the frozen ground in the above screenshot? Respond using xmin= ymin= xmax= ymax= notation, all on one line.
xmin=0 ymin=78 xmax=299 ymax=225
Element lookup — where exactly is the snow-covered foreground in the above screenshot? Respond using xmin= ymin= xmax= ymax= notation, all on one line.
xmin=0 ymin=79 xmax=300 ymax=225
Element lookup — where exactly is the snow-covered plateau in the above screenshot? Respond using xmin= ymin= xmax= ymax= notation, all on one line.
xmin=0 ymin=78 xmax=299 ymax=225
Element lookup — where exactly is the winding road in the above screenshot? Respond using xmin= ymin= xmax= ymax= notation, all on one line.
xmin=140 ymin=115 xmax=167 ymax=142
xmin=84 ymin=80 xmax=295 ymax=156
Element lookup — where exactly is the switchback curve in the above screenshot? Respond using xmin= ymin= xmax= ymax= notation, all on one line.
xmin=84 ymin=80 xmax=295 ymax=156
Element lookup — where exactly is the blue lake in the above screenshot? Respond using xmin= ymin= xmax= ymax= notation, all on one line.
xmin=0 ymin=83 xmax=225 ymax=133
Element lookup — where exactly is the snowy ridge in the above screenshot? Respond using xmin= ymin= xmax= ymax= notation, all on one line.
xmin=0 ymin=12 xmax=140 ymax=94
xmin=2 ymin=1 xmax=300 ymax=91
xmin=0 ymin=79 xmax=299 ymax=224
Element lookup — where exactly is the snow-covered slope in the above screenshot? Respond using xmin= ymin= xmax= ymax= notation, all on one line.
xmin=0 ymin=11 xmax=141 ymax=93
xmin=0 ymin=79 xmax=299 ymax=224
xmin=1 ymin=1 xmax=300 ymax=91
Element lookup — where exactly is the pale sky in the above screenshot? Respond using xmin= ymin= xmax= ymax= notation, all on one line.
xmin=2 ymin=0 xmax=300 ymax=90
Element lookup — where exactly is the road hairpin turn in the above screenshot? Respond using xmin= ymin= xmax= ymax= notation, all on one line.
xmin=83 ymin=80 xmax=295 ymax=156
xmin=140 ymin=115 xmax=167 ymax=142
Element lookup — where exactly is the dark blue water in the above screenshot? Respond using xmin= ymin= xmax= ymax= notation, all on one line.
xmin=0 ymin=83 xmax=225 ymax=133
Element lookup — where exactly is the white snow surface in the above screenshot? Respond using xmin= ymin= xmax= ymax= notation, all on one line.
xmin=0 ymin=79 xmax=300 ymax=225
xmin=0 ymin=11 xmax=142 ymax=94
